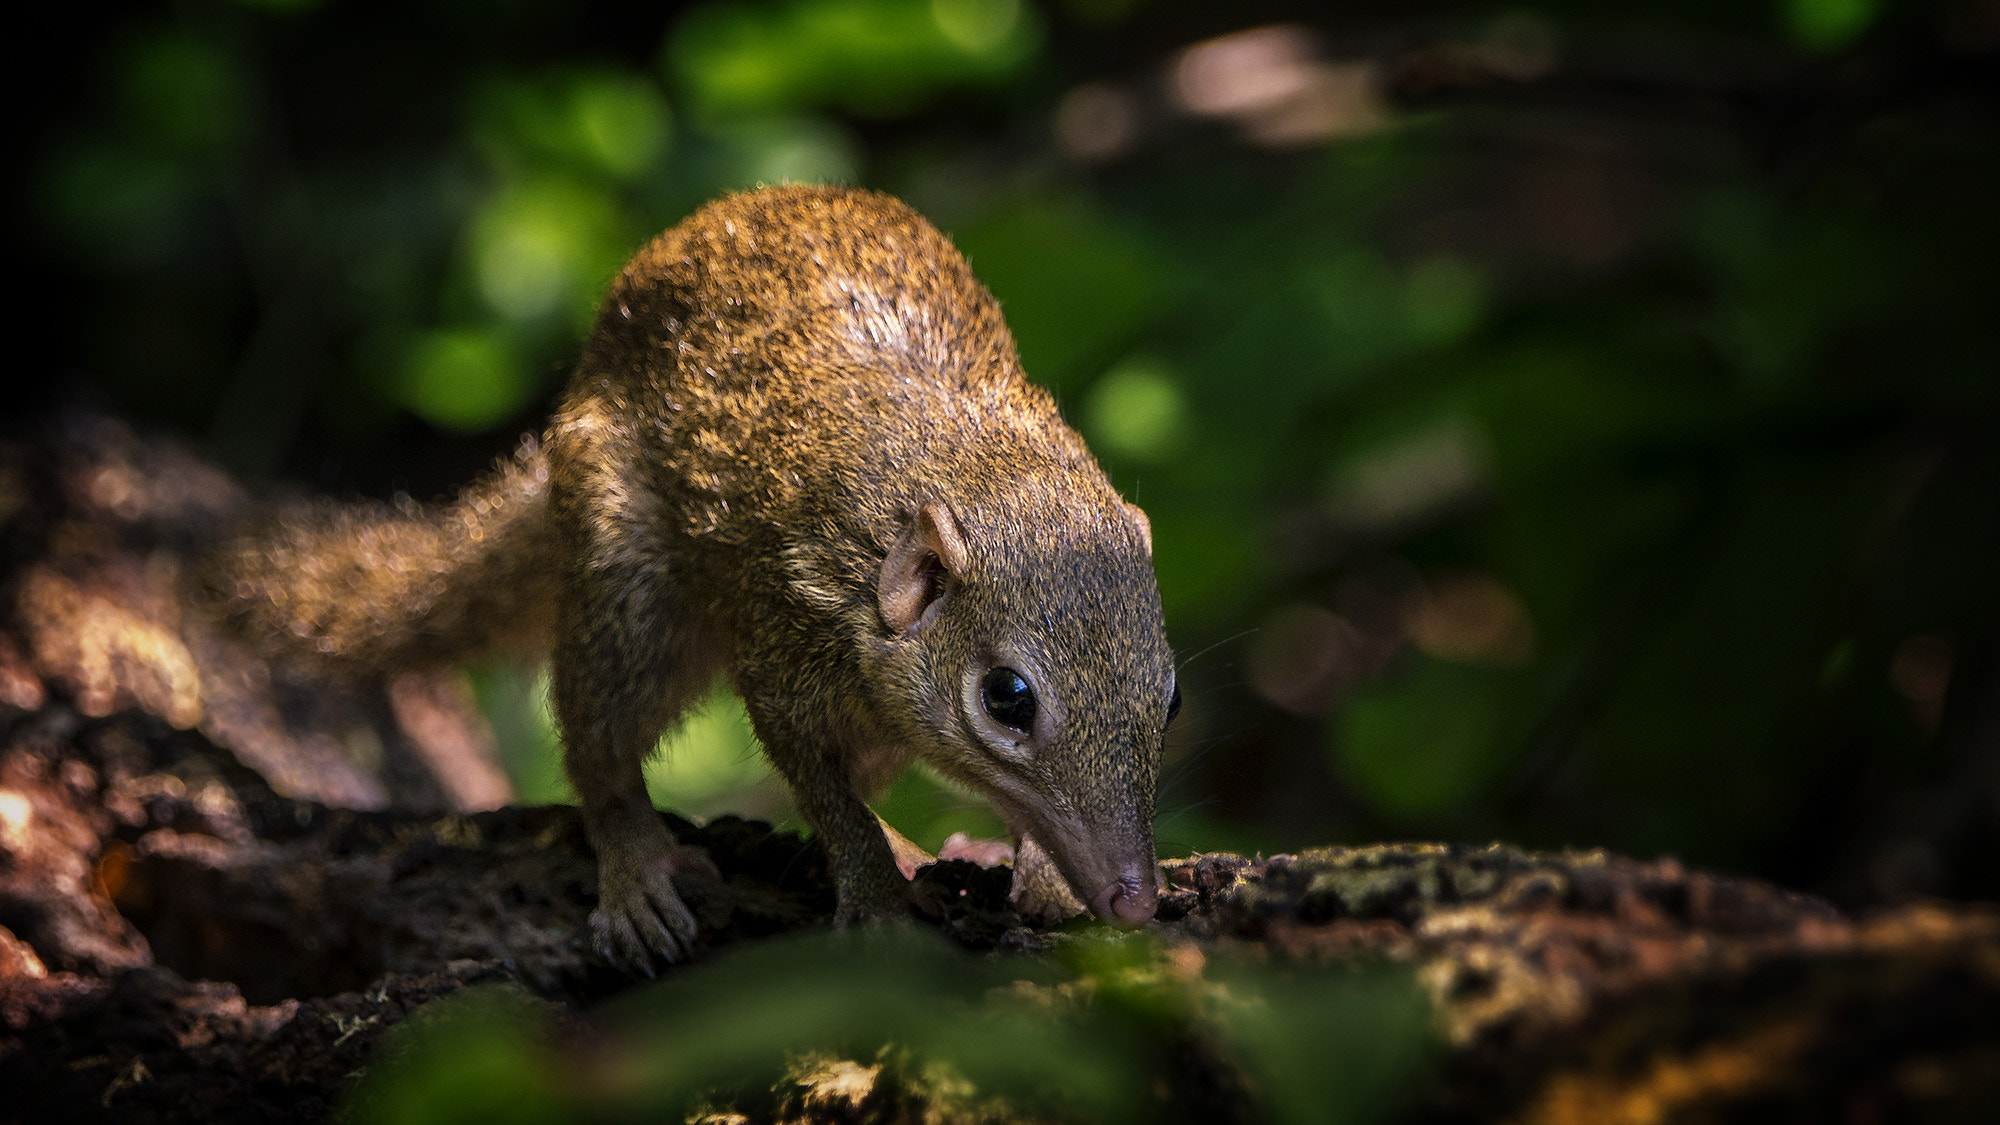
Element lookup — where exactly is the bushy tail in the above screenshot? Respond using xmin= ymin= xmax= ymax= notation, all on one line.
xmin=198 ymin=436 xmax=559 ymax=679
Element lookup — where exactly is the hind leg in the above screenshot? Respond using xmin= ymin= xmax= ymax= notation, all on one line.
xmin=546 ymin=400 xmax=733 ymax=970
xmin=552 ymin=568 xmax=724 ymax=971
xmin=546 ymin=439 xmax=729 ymax=970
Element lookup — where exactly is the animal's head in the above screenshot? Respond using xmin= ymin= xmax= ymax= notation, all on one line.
xmin=873 ymin=491 xmax=1176 ymax=923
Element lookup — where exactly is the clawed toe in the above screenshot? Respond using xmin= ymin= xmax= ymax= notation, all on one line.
xmin=592 ymin=867 xmax=702 ymax=973
xmin=592 ymin=910 xmax=658 ymax=977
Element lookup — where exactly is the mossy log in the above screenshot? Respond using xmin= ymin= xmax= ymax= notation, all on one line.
xmin=3 ymin=418 xmax=1995 ymax=1123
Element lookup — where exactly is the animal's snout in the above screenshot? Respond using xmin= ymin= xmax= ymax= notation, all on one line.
xmin=1091 ymin=868 xmax=1159 ymax=925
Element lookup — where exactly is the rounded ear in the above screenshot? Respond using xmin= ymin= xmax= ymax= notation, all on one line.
xmin=1122 ymin=501 xmax=1153 ymax=556
xmin=878 ymin=501 xmax=968 ymax=635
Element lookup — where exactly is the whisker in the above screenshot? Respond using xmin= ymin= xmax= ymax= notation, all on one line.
xmin=1175 ymin=627 xmax=1257 ymax=672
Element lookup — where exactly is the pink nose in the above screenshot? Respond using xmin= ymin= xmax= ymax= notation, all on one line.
xmin=1091 ymin=872 xmax=1158 ymax=924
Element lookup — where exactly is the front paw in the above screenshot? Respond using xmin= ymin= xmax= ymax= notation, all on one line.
xmin=1010 ymin=834 xmax=1088 ymax=925
xmin=591 ymin=847 xmax=712 ymax=974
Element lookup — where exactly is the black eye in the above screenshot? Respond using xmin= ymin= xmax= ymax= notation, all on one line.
xmin=1167 ymin=683 xmax=1183 ymax=725
xmin=980 ymin=667 xmax=1037 ymax=732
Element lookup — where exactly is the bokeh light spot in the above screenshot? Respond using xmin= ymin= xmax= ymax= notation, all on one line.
xmin=569 ymin=74 xmax=673 ymax=179
xmin=724 ymin=117 xmax=860 ymax=186
xmin=1324 ymin=416 xmax=1492 ymax=531
xmin=400 ymin=330 xmax=533 ymax=432
xmin=1785 ymin=0 xmax=1881 ymax=50
xmin=932 ymin=0 xmax=1019 ymax=54
xmin=1088 ymin=358 xmax=1187 ymax=461
xmin=470 ymin=179 xmax=621 ymax=323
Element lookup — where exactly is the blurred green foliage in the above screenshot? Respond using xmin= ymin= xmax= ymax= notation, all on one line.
xmin=21 ymin=0 xmax=2000 ymax=902
xmin=1786 ymin=0 xmax=1886 ymax=48
xmin=669 ymin=0 xmax=1039 ymax=117
xmin=344 ymin=931 xmax=1434 ymax=1123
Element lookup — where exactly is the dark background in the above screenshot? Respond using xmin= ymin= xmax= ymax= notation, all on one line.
xmin=11 ymin=0 xmax=1999 ymax=909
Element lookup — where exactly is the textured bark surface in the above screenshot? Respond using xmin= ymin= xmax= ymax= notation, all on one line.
xmin=3 ymin=418 xmax=1997 ymax=1123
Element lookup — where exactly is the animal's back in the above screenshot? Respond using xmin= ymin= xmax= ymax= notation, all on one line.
xmin=207 ymin=184 xmax=1118 ymax=677
xmin=562 ymin=185 xmax=1112 ymax=594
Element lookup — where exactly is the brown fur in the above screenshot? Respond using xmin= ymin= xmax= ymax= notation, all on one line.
xmin=201 ymin=185 xmax=1176 ymax=967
